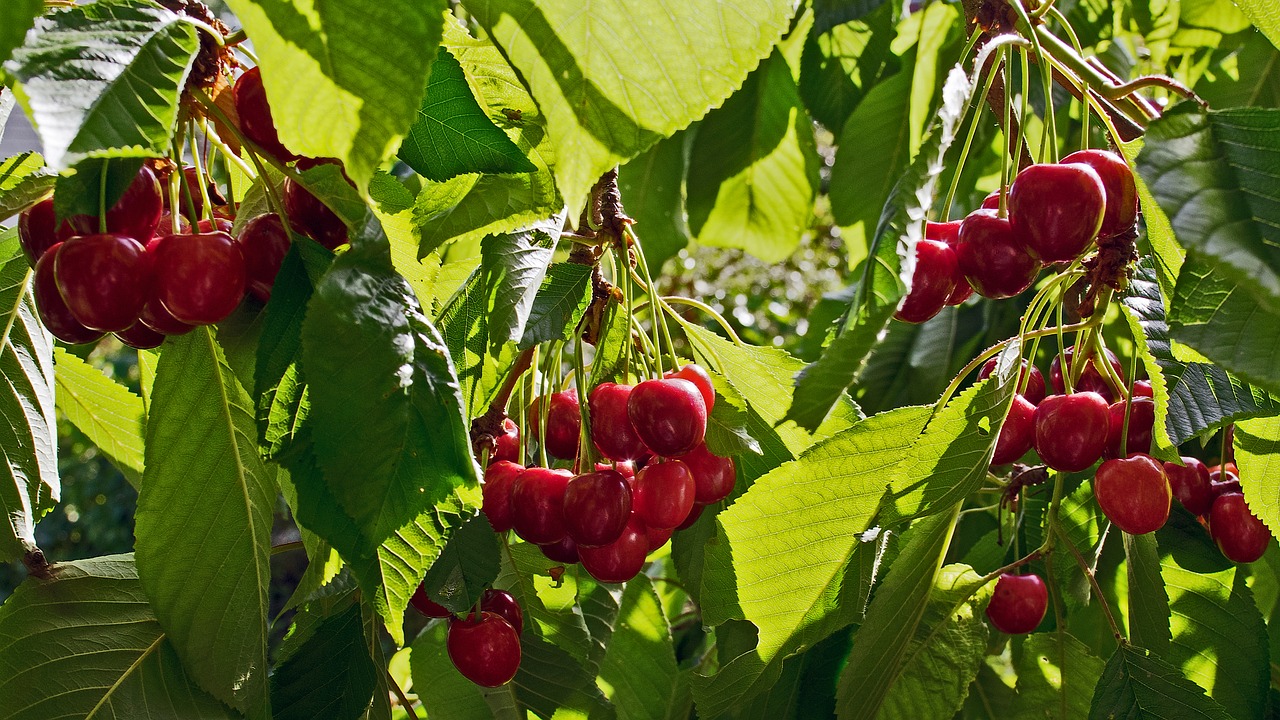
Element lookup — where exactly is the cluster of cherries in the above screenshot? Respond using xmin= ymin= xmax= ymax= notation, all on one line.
xmin=410 ymin=584 xmax=525 ymax=687
xmin=895 ymin=148 xmax=1138 ymax=324
xmin=483 ymin=364 xmax=736 ymax=586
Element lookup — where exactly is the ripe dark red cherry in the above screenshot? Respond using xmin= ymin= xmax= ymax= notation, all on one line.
xmin=115 ymin=322 xmax=164 ymax=350
xmin=628 ymin=378 xmax=707 ymax=457
xmin=151 ymin=231 xmax=247 ymax=325
xmin=410 ymin=584 xmax=452 ymax=618
xmin=992 ymin=395 xmax=1036 ymax=465
xmin=1033 ymin=392 xmax=1110 ymax=472
xmin=1060 ymin=149 xmax=1138 ymax=239
xmin=978 ymin=357 xmax=1046 ymax=405
xmin=447 ymin=611 xmax=521 ymax=687
xmin=196 ymin=218 xmax=234 ymax=235
xmin=492 ymin=418 xmax=520 ymax=464
xmin=236 ymin=213 xmax=292 ymax=302
xmin=1132 ymin=380 xmax=1153 ymax=398
xmin=531 ymin=389 xmax=581 ymax=460
xmin=665 ymin=364 xmax=716 ymax=414
xmin=18 ymin=198 xmax=62 ymax=265
xmin=509 ymin=467 xmax=572 ymax=544
xmin=480 ymin=589 xmax=523 ymax=635
xmin=539 ymin=536 xmax=580 ymax=564
xmin=562 ymin=469 xmax=632 ymax=547
xmin=985 ymin=573 xmax=1047 ymax=634
xmin=55 ymin=233 xmax=150 ymax=332
xmin=481 ymin=460 xmax=523 ymax=533
xmin=1209 ymin=468 xmax=1241 ymax=498
xmin=1094 ymin=453 xmax=1171 ymax=535
xmin=675 ymin=443 xmax=736 ymax=505
xmin=632 ymin=461 xmax=696 ymax=530
xmin=32 ymin=244 xmax=104 ymax=345
xmin=1008 ymin=162 xmax=1106 ymax=262
xmin=1105 ymin=397 xmax=1155 ymax=458
xmin=138 ymin=292 xmax=194 ymax=336
xmin=1049 ymin=345 xmax=1123 ymax=402
xmin=283 ymin=158 xmax=350 ymax=250
xmin=647 ymin=524 xmax=674 ymax=552
xmin=980 ymin=190 xmax=1003 ymax=209
xmin=1209 ymin=493 xmax=1271 ymax=563
xmin=1164 ymin=457 xmax=1214 ymax=516
xmin=955 ymin=209 xmax=1040 ymax=299
xmin=589 ymin=383 xmax=648 ymax=461
xmin=894 ymin=239 xmax=958 ymax=324
xmin=579 ymin=515 xmax=649 ymax=583
xmin=65 ymin=165 xmax=164 ymax=242
xmin=676 ymin=503 xmax=705 ymax=530
xmin=926 ymin=219 xmax=961 ymax=246
xmin=234 ymin=66 xmax=298 ymax=163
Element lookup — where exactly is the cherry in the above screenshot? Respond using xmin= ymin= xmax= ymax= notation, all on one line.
xmin=1132 ymin=380 xmax=1153 ymax=398
xmin=562 ymin=469 xmax=632 ymax=547
xmin=945 ymin=273 xmax=974 ymax=306
xmin=481 ymin=460 xmax=523 ymax=533
xmin=601 ymin=460 xmax=636 ymax=480
xmin=18 ymin=198 xmax=63 ymax=265
xmin=985 ymin=573 xmax=1047 ymax=634
xmin=447 ymin=611 xmax=521 ymax=687
xmin=589 ymin=383 xmax=647 ymax=461
xmin=151 ymin=231 xmax=247 ymax=325
xmin=115 ymin=322 xmax=164 ymax=350
xmin=992 ymin=395 xmax=1037 ymax=465
xmin=1164 ymin=457 xmax=1214 ymax=516
xmin=980 ymin=190 xmax=1003 ymax=210
xmin=579 ymin=514 xmax=649 ymax=583
xmin=1059 ymin=149 xmax=1138 ymax=239
xmin=509 ymin=467 xmax=572 ymax=544
xmin=196 ymin=218 xmax=235 ymax=235
xmin=165 ymin=166 xmax=209 ymax=221
xmin=676 ymin=503 xmax=705 ymax=530
xmin=283 ymin=158 xmax=350 ymax=250
xmin=926 ymin=220 xmax=961 ymax=246
xmin=665 ymin=364 xmax=716 ymax=414
xmin=628 ymin=378 xmax=707 ymax=457
xmin=32 ymin=243 xmax=104 ymax=345
xmin=647 ymin=525 xmax=674 ymax=552
xmin=138 ymin=292 xmax=194 ymax=336
xmin=236 ymin=213 xmax=292 ymax=302
xmin=1033 ymin=392 xmax=1110 ymax=472
xmin=539 ymin=536 xmax=580 ymax=564
xmin=55 ymin=233 xmax=150 ymax=332
xmin=978 ymin=357 xmax=1046 ymax=405
xmin=1209 ymin=493 xmax=1272 ymax=563
xmin=480 ymin=589 xmax=523 ymax=635
xmin=1008 ymin=162 xmax=1106 ymax=262
xmin=1094 ymin=453 xmax=1171 ymax=535
xmin=894 ymin=239 xmax=958 ymax=324
xmin=955 ymin=209 xmax=1040 ymax=299
xmin=492 ymin=418 xmax=520 ymax=464
xmin=1209 ymin=468 xmax=1241 ymax=498
xmin=1105 ymin=397 xmax=1155 ymax=458
xmin=65 ymin=165 xmax=164 ymax=242
xmin=1048 ymin=345 xmax=1123 ymax=402
xmin=234 ymin=66 xmax=298 ymax=163
xmin=531 ymin=389 xmax=581 ymax=460
xmin=632 ymin=461 xmax=696 ymax=530
xmin=410 ymin=584 xmax=453 ymax=618
xmin=675 ymin=443 xmax=736 ymax=505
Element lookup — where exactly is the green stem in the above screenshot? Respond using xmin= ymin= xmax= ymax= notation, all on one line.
xmin=573 ymin=334 xmax=593 ymax=472
xmin=999 ymin=48 xmax=1013 ymax=216
xmin=662 ymin=296 xmax=744 ymax=346
xmin=1056 ymin=525 xmax=1125 ymax=643
xmin=97 ymin=161 xmax=109 ymax=234
xmin=189 ymin=129 xmax=216 ymax=224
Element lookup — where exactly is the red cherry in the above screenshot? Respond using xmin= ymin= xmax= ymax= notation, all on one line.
xmin=55 ymin=233 xmax=150 ymax=332
xmin=151 ymin=231 xmax=247 ymax=325
xmin=632 ymin=461 xmax=696 ymax=530
xmin=676 ymin=503 xmax=705 ymax=530
xmin=992 ymin=395 xmax=1036 ymax=465
xmin=980 ymin=190 xmax=1003 ymax=210
xmin=628 ymin=378 xmax=707 ymax=457
xmin=926 ymin=220 xmax=961 ymax=246
xmin=589 ymin=383 xmax=647 ymax=461
xmin=234 ymin=67 xmax=298 ymax=163
xmin=1164 ymin=457 xmax=1214 ymax=516
xmin=602 ymin=460 xmax=636 ymax=479
xmin=1033 ymin=392 xmax=1110 ymax=472
xmin=1105 ymin=397 xmax=1155 ymax=458
xmin=138 ymin=291 xmax=194 ymax=336
xmin=665 ymin=364 xmax=716 ymax=414
xmin=114 ymin=322 xmax=164 ymax=350
xmin=1059 ymin=150 xmax=1138 ymax=239
xmin=1209 ymin=468 xmax=1241 ymax=498
xmin=236 ymin=213 xmax=292 ymax=302
xmin=985 ymin=573 xmax=1047 ymax=634
xmin=1049 ymin=345 xmax=1123 ymax=402
xmin=155 ymin=211 xmax=192 ymax=238
xmin=531 ymin=389 xmax=581 ymax=460
xmin=410 ymin=584 xmax=452 ymax=618
xmin=65 ymin=166 xmax=164 ymax=242
xmin=894 ymin=239 xmax=958 ymax=324
xmin=481 ymin=460 xmax=523 ymax=533
xmin=492 ymin=418 xmax=520 ymax=464
xmin=978 ymin=357 xmax=1046 ymax=405
xmin=1094 ymin=453 xmax=1171 ymax=535
xmin=674 ymin=443 xmax=736 ymax=505
xmin=955 ymin=209 xmax=1040 ymax=299
xmin=284 ymin=158 xmax=350 ymax=250
xmin=647 ymin=524 xmax=674 ymax=552
xmin=18 ymin=198 xmax=62 ymax=265
xmin=562 ymin=469 xmax=632 ymax=547
xmin=1209 ymin=493 xmax=1271 ymax=563
xmin=32 ymin=243 xmax=103 ymax=344
xmin=510 ymin=467 xmax=572 ymax=544
xmin=1132 ymin=380 xmax=1153 ymax=398
xmin=944 ymin=273 xmax=974 ymax=306
xmin=480 ymin=589 xmax=523 ymax=635
xmin=539 ymin=536 xmax=580 ymax=564
xmin=1008 ymin=162 xmax=1106 ymax=262
xmin=447 ymin=611 xmax=521 ymax=687
xmin=579 ymin=515 xmax=649 ymax=583
xmin=196 ymin=218 xmax=235 ymax=235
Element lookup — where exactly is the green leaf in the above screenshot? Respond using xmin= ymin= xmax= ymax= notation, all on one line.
xmin=271 ymin=600 xmax=378 ymax=720
xmin=0 ymin=554 xmax=238 ymax=720
xmin=1197 ymin=32 xmax=1280 ymax=109
xmin=398 ymin=47 xmax=536 ymax=181
xmin=513 ymin=633 xmax=614 ymax=720
xmin=1124 ymin=532 xmax=1172 ymax=653
xmin=812 ymin=0 xmax=891 ymax=34
xmin=52 ymin=156 xmax=145 ymax=223
xmin=53 ymin=346 xmax=145 ymax=488
xmin=221 ymin=0 xmax=446 ymax=189
xmin=465 ymin=0 xmax=796 ymax=217
xmin=618 ymin=131 xmax=690 ymax=273
xmin=0 ymin=151 xmax=54 ymax=218
xmin=799 ymin=5 xmax=898 ymax=133
xmin=134 ymin=327 xmax=275 ymax=716
xmin=596 ymin=576 xmax=681 ymax=720
xmin=419 ymin=512 xmax=501 ymax=613
xmin=687 ymin=50 xmax=818 ymax=262
xmin=1089 ymin=643 xmax=1234 ymax=719
xmin=829 ymin=71 xmax=912 ymax=238
xmin=1011 ymin=633 xmax=1106 ymax=719
xmin=1235 ymin=414 xmax=1280 ymax=541
xmin=3 ymin=0 xmax=200 ymax=170
xmin=520 ymin=262 xmax=592 ymax=350
xmin=494 ymin=542 xmax=594 ymax=665
xmin=1231 ymin=0 xmax=1280 ymax=50
xmin=0 ymin=0 xmax=41 ymax=70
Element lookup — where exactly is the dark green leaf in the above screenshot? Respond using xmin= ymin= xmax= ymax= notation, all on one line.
xmin=419 ymin=512 xmax=501 ymax=613
xmin=829 ymin=71 xmax=912 ymax=231
xmin=1011 ymin=633 xmax=1106 ymax=719
xmin=494 ymin=542 xmax=594 ymax=665
xmin=596 ymin=576 xmax=681 ymax=720
xmin=618 ymin=131 xmax=690 ymax=273
xmin=513 ymin=633 xmax=614 ymax=720
xmin=52 ymin=157 xmax=144 ymax=224
xmin=1197 ymin=32 xmax=1280 ymax=109
xmin=812 ymin=0 xmax=891 ymax=35
xmin=1124 ymin=532 xmax=1171 ymax=653
xmin=0 ymin=0 xmax=41 ymax=69
xmin=271 ymin=601 xmax=378 ymax=720
xmin=0 ymin=151 xmax=54 ymax=218
xmin=520 ymin=262 xmax=592 ymax=349
xmin=53 ymin=346 xmax=145 ymax=488
xmin=799 ymin=6 xmax=897 ymax=132
xmin=1089 ymin=644 xmax=1234 ymax=719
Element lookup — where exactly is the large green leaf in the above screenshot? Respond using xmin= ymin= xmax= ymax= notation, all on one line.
xmin=271 ymin=600 xmax=378 ymax=720
xmin=0 ymin=554 xmax=237 ymax=720
xmin=595 ymin=576 xmax=681 ymax=720
xmin=1125 ymin=532 xmax=1172 ymax=653
xmin=618 ymin=131 xmax=690 ymax=273
xmin=0 ymin=152 xmax=54 ymax=218
xmin=812 ymin=0 xmax=890 ymax=35
xmin=519 ymin=262 xmax=592 ymax=350
xmin=513 ymin=633 xmax=614 ymax=720
xmin=799 ymin=4 xmax=898 ymax=133
xmin=53 ymin=346 xmax=145 ymax=488
xmin=1089 ymin=644 xmax=1234 ymax=719
xmin=1231 ymin=0 xmax=1280 ymax=50
xmin=494 ymin=542 xmax=594 ymax=666
xmin=1011 ymin=633 xmax=1106 ymax=719
xmin=465 ymin=0 xmax=796 ymax=216
xmin=829 ymin=70 xmax=912 ymax=236
xmin=1234 ymin=414 xmax=1280 ymax=540
xmin=134 ymin=327 xmax=275 ymax=717
xmin=222 ymin=0 xmax=446 ymax=188
xmin=3 ymin=0 xmax=199 ymax=170
xmin=0 ymin=0 xmax=41 ymax=70
xmin=418 ymin=512 xmax=501 ymax=614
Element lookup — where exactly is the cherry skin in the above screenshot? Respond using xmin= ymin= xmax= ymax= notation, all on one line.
xmin=234 ymin=66 xmax=298 ymax=163
xmin=955 ymin=209 xmax=1041 ymax=299
xmin=509 ymin=467 xmax=573 ymax=545
xmin=1049 ymin=345 xmax=1124 ymax=402
xmin=992 ymin=395 xmax=1037 ymax=465
xmin=675 ymin=443 xmax=736 ymax=505
xmin=1105 ymin=397 xmax=1155 ymax=458
xmin=579 ymin=514 xmax=649 ymax=583
xmin=55 ymin=233 xmax=151 ymax=332
xmin=978 ymin=357 xmax=1046 ymax=405
xmin=1059 ymin=149 xmax=1138 ymax=239
xmin=589 ymin=383 xmax=648 ymax=461
xmin=32 ymin=243 xmax=104 ymax=345
xmin=926 ymin=219 xmax=961 ymax=246
xmin=18 ymin=198 xmax=63 ymax=265
xmin=1094 ymin=453 xmax=1171 ymax=535
xmin=1132 ymin=380 xmax=1154 ymax=398
xmin=647 ymin=524 xmax=674 ymax=552
xmin=283 ymin=158 xmax=350 ymax=250
xmin=1008 ymin=162 xmax=1106 ymax=263
xmin=447 ymin=611 xmax=522 ymax=687
xmin=894 ymin=239 xmax=958 ymax=324
xmin=138 ymin=287 xmax=194 ymax=336
xmin=151 ymin=231 xmax=247 ymax=325
xmin=628 ymin=378 xmax=707 ymax=457
xmin=115 ymin=322 xmax=164 ymax=350
xmin=562 ymin=469 xmax=632 ymax=547
xmin=676 ymin=503 xmax=705 ymax=530
xmin=1209 ymin=493 xmax=1271 ymax=563
xmin=481 ymin=460 xmax=524 ymax=533
xmin=236 ymin=213 xmax=292 ymax=302
xmin=985 ymin=573 xmax=1048 ymax=634
xmin=196 ymin=218 xmax=235 ymax=235
xmin=539 ymin=536 xmax=580 ymax=564
xmin=1209 ymin=468 xmax=1242 ymax=498
xmin=1033 ymin=392 xmax=1110 ymax=472
xmin=632 ymin=461 xmax=696 ymax=530
xmin=65 ymin=165 xmax=164 ymax=242
xmin=665 ymin=364 xmax=716 ymax=414
xmin=409 ymin=584 xmax=452 ymax=618
xmin=1164 ymin=457 xmax=1214 ymax=516
xmin=492 ymin=418 xmax=520 ymax=464
xmin=531 ymin=389 xmax=581 ymax=460
xmin=980 ymin=190 xmax=1003 ymax=209
xmin=480 ymin=589 xmax=524 ymax=635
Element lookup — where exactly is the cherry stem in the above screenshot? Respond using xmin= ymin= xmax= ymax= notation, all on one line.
xmin=97 ymin=161 xmax=109 ymax=234
xmin=660 ymin=296 xmax=744 ymax=346
xmin=1007 ymin=0 xmax=1058 ymax=161
xmin=628 ymin=227 xmax=678 ymax=375
xmin=999 ymin=47 xmax=1013 ymax=216
xmin=1055 ymin=524 xmax=1126 ymax=643
xmin=189 ymin=128 xmax=216 ymax=224
xmin=942 ymin=28 xmax=999 ymax=220
xmin=573 ymin=334 xmax=593 ymax=472
xmin=535 ymin=344 xmax=550 ymax=468
xmin=387 ymin=667 xmax=420 ymax=720
xmin=270 ymin=540 xmax=304 ymax=556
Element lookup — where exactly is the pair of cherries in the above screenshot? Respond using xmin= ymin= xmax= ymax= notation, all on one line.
xmin=1165 ymin=459 xmax=1271 ymax=562
xmin=411 ymin=585 xmax=523 ymax=687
